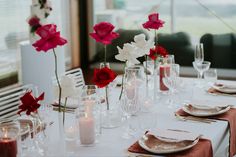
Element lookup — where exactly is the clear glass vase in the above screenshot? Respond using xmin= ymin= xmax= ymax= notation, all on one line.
xmin=99 ymin=62 xmax=122 ymax=129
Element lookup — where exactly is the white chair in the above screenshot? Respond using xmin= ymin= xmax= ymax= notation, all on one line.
xmin=52 ymin=68 xmax=85 ymax=102
xmin=64 ymin=68 xmax=85 ymax=89
xmin=0 ymin=84 xmax=35 ymax=122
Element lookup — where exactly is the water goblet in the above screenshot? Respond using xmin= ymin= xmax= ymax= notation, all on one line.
xmin=192 ymin=61 xmax=211 ymax=87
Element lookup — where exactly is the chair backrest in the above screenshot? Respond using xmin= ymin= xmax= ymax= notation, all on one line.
xmin=64 ymin=68 xmax=85 ymax=88
xmin=0 ymin=84 xmax=34 ymax=122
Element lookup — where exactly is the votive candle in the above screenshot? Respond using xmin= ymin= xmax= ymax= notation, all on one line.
xmin=0 ymin=137 xmax=17 ymax=157
xmin=159 ymin=65 xmax=170 ymax=91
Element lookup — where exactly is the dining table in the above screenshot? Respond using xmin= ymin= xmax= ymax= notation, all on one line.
xmin=33 ymin=77 xmax=236 ymax=157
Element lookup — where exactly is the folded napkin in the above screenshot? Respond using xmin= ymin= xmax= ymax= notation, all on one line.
xmin=177 ymin=108 xmax=236 ymax=157
xmin=207 ymin=84 xmax=236 ymax=96
xmin=128 ymin=138 xmax=212 ymax=157
xmin=208 ymin=86 xmax=236 ymax=97
xmin=150 ymin=129 xmax=199 ymax=142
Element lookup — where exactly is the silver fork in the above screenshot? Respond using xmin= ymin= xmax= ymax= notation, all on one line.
xmin=175 ymin=113 xmax=217 ymax=123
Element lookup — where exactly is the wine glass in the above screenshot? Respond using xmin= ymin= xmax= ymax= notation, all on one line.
xmin=192 ymin=61 xmax=211 ymax=81
xmin=195 ymin=43 xmax=204 ymax=63
xmin=193 ymin=44 xmax=204 ymax=80
xmin=162 ymin=64 xmax=179 ymax=109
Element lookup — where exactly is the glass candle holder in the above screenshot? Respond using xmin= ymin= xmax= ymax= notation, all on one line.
xmin=0 ymin=122 xmax=20 ymax=157
xmin=77 ymin=88 xmax=101 ymax=145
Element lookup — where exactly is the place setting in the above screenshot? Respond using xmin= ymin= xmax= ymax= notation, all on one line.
xmin=127 ymin=129 xmax=212 ymax=157
xmin=1 ymin=1 xmax=236 ymax=156
xmin=174 ymin=101 xmax=236 ymax=157
xmin=207 ymin=83 xmax=236 ymax=97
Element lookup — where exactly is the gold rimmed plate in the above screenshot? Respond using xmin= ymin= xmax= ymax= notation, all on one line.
xmin=212 ymin=84 xmax=236 ymax=94
xmin=138 ymin=130 xmax=200 ymax=154
xmin=182 ymin=104 xmax=230 ymax=117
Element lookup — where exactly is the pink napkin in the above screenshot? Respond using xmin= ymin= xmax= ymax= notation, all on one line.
xmin=207 ymin=87 xmax=236 ymax=97
xmin=128 ymin=138 xmax=213 ymax=157
xmin=177 ymin=108 xmax=236 ymax=157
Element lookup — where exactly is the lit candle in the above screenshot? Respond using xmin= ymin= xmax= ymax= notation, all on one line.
xmin=79 ymin=113 xmax=95 ymax=145
xmin=125 ymin=83 xmax=135 ymax=99
xmin=159 ymin=65 xmax=170 ymax=91
xmin=0 ymin=136 xmax=17 ymax=157
xmin=83 ymin=99 xmax=96 ymax=117
xmin=65 ymin=126 xmax=77 ymax=139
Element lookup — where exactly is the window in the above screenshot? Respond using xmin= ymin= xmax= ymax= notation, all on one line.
xmin=91 ymin=0 xmax=236 ymax=59
xmin=0 ymin=0 xmax=71 ymax=88
xmin=175 ymin=0 xmax=236 ymax=42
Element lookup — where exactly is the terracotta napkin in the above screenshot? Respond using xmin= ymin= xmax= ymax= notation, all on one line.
xmin=128 ymin=138 xmax=213 ymax=157
xmin=207 ymin=87 xmax=236 ymax=97
xmin=177 ymin=108 xmax=236 ymax=157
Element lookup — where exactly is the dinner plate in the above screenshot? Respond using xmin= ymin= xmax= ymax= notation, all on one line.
xmin=212 ymin=84 xmax=236 ymax=94
xmin=138 ymin=132 xmax=199 ymax=154
xmin=182 ymin=104 xmax=230 ymax=117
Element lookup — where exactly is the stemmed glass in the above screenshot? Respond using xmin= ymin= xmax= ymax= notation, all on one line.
xmin=121 ymin=66 xmax=142 ymax=139
xmin=192 ymin=61 xmax=211 ymax=83
xmin=193 ymin=44 xmax=204 ymax=79
xmin=162 ymin=64 xmax=179 ymax=109
xmin=195 ymin=43 xmax=204 ymax=63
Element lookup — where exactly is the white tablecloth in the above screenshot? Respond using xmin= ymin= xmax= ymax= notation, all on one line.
xmin=41 ymin=77 xmax=236 ymax=157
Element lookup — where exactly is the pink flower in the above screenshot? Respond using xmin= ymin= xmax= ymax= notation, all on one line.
xmin=93 ymin=67 xmax=117 ymax=88
xmin=142 ymin=13 xmax=164 ymax=30
xmin=28 ymin=16 xmax=41 ymax=27
xmin=90 ymin=22 xmax=119 ymax=45
xmin=32 ymin=24 xmax=67 ymax=52
xmin=148 ymin=45 xmax=168 ymax=60
xmin=18 ymin=91 xmax=44 ymax=115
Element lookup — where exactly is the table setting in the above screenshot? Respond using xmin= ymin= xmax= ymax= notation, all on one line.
xmin=1 ymin=11 xmax=236 ymax=157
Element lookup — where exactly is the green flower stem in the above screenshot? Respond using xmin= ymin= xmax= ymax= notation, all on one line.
xmin=105 ymin=86 xmax=109 ymax=110
xmin=104 ymin=45 xmax=107 ymax=65
xmin=145 ymin=55 xmax=149 ymax=96
xmin=63 ymin=97 xmax=68 ymax=125
xmin=154 ymin=59 xmax=158 ymax=102
xmin=53 ymin=48 xmax=62 ymax=113
xmin=154 ymin=30 xmax=157 ymax=45
xmin=119 ymin=63 xmax=126 ymax=100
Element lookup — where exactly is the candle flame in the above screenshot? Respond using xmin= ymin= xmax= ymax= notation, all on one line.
xmin=85 ymin=112 xmax=88 ymax=118
xmin=2 ymin=128 xmax=8 ymax=138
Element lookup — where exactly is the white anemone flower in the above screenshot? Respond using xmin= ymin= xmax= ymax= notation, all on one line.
xmin=115 ymin=43 xmax=140 ymax=66
xmin=54 ymin=74 xmax=77 ymax=99
xmin=131 ymin=33 xmax=154 ymax=57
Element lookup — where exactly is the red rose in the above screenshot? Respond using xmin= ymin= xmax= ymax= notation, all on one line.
xmin=28 ymin=16 xmax=41 ymax=27
xmin=148 ymin=45 xmax=168 ymax=60
xmin=32 ymin=24 xmax=67 ymax=52
xmin=93 ymin=67 xmax=117 ymax=88
xmin=142 ymin=13 xmax=164 ymax=30
xmin=18 ymin=91 xmax=44 ymax=115
xmin=90 ymin=22 xmax=119 ymax=45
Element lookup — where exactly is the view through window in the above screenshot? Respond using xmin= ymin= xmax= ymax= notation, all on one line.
xmin=0 ymin=0 xmax=69 ymax=88
xmin=93 ymin=0 xmax=236 ymax=42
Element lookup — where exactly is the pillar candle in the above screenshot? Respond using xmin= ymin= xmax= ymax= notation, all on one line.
xmin=79 ymin=115 xmax=95 ymax=145
xmin=0 ymin=137 xmax=17 ymax=157
xmin=159 ymin=65 xmax=170 ymax=91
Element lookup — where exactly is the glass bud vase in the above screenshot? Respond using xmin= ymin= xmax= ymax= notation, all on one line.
xmin=99 ymin=62 xmax=122 ymax=129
